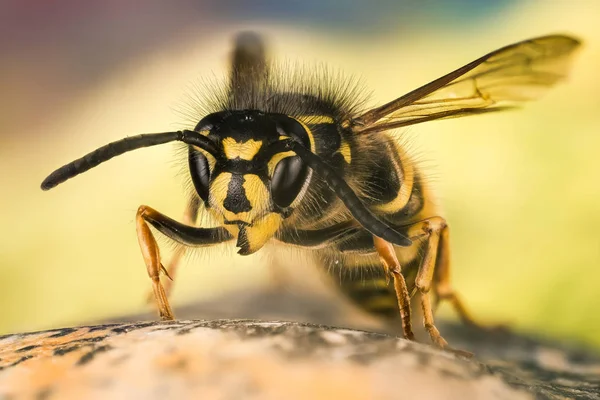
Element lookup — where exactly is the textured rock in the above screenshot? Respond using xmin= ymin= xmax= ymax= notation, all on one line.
xmin=0 ymin=289 xmax=599 ymax=399
xmin=0 ymin=320 xmax=530 ymax=400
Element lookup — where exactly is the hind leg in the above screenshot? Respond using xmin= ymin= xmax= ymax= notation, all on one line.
xmin=408 ymin=217 xmax=449 ymax=348
xmin=433 ymin=225 xmax=480 ymax=327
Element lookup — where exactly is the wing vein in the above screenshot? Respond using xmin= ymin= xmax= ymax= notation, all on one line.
xmin=352 ymin=34 xmax=581 ymax=134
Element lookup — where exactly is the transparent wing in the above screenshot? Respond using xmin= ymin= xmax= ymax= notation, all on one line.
xmin=353 ymin=35 xmax=582 ymax=134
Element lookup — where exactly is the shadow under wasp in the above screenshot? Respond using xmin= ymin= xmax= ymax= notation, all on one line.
xmin=41 ymin=31 xmax=581 ymax=351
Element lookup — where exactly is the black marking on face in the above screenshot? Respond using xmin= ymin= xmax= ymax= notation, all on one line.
xmin=223 ymin=174 xmax=252 ymax=213
xmin=205 ymin=110 xmax=280 ymax=144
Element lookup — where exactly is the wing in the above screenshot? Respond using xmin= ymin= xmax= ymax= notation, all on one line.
xmin=352 ymin=34 xmax=582 ymax=134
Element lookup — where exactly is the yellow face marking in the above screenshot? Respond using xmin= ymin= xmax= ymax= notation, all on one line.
xmin=338 ymin=139 xmax=352 ymax=164
xmin=241 ymin=213 xmax=283 ymax=254
xmin=209 ymin=173 xmax=270 ymax=224
xmin=209 ymin=172 xmax=281 ymax=254
xmin=222 ymin=223 xmax=240 ymax=238
xmin=222 ymin=138 xmax=263 ymax=160
xmin=373 ymin=141 xmax=415 ymax=214
xmin=242 ymin=174 xmax=270 ymax=220
xmin=209 ymin=172 xmax=232 ymax=218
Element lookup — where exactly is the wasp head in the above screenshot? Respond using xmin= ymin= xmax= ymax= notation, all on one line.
xmin=188 ymin=110 xmax=313 ymax=255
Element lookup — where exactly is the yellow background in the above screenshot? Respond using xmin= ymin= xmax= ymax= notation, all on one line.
xmin=1 ymin=1 xmax=599 ymax=348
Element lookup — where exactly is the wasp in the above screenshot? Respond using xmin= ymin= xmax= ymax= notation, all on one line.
xmin=41 ymin=31 xmax=581 ymax=350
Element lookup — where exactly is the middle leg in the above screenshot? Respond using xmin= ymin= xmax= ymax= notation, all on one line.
xmin=373 ymin=236 xmax=415 ymax=341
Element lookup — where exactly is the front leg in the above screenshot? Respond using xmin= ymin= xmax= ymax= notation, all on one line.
xmin=145 ymin=196 xmax=201 ymax=304
xmin=136 ymin=205 xmax=233 ymax=320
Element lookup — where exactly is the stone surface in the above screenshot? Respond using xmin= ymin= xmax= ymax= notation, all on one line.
xmin=0 ymin=320 xmax=530 ymax=400
xmin=0 ymin=289 xmax=599 ymax=399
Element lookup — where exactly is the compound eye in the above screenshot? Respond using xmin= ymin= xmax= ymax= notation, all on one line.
xmin=189 ymin=148 xmax=210 ymax=202
xmin=271 ymin=156 xmax=309 ymax=208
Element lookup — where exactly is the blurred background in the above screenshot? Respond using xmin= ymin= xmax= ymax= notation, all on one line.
xmin=1 ymin=0 xmax=599 ymax=348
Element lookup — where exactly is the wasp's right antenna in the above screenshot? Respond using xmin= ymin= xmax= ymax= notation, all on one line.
xmin=41 ymin=130 xmax=218 ymax=190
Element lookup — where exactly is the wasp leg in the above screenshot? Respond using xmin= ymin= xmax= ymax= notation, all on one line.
xmin=386 ymin=218 xmax=475 ymax=356
xmin=136 ymin=206 xmax=173 ymax=320
xmin=146 ymin=197 xmax=200 ymax=303
xmin=404 ymin=217 xmax=450 ymax=348
xmin=276 ymin=221 xmax=360 ymax=248
xmin=413 ymin=217 xmax=447 ymax=348
xmin=433 ymin=225 xmax=479 ymax=326
xmin=373 ymin=236 xmax=415 ymax=341
xmin=136 ymin=205 xmax=233 ymax=320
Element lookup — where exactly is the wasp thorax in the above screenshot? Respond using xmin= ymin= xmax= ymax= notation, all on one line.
xmin=188 ymin=110 xmax=313 ymax=255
